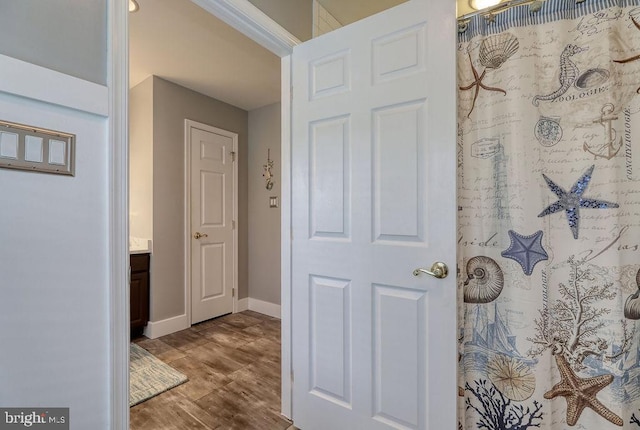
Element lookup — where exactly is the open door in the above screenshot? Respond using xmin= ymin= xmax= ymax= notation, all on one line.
xmin=291 ymin=0 xmax=457 ymax=428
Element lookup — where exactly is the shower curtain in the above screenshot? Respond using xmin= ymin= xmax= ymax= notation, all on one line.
xmin=457 ymin=0 xmax=640 ymax=428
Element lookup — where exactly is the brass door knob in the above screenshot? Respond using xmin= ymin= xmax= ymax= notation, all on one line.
xmin=413 ymin=262 xmax=448 ymax=279
xmin=193 ymin=232 xmax=208 ymax=239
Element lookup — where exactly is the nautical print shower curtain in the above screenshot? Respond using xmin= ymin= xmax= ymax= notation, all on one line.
xmin=457 ymin=1 xmax=640 ymax=428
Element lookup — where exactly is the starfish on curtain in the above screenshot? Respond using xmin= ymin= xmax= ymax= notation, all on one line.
xmin=501 ymin=230 xmax=548 ymax=276
xmin=537 ymin=165 xmax=619 ymax=239
xmin=459 ymin=52 xmax=507 ymax=118
xmin=459 ymin=34 xmax=518 ymax=117
xmin=614 ymin=15 xmax=640 ymax=93
xmin=544 ymin=354 xmax=623 ymax=426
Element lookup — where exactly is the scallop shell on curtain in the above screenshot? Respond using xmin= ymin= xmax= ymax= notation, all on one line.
xmin=463 ymin=256 xmax=504 ymax=303
xmin=478 ymin=33 xmax=519 ymax=69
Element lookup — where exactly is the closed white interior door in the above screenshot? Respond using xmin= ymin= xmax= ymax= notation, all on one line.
xmin=291 ymin=1 xmax=457 ymax=429
xmin=188 ymin=121 xmax=237 ymax=324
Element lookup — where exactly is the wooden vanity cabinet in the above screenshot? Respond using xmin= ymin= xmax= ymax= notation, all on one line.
xmin=130 ymin=253 xmax=150 ymax=335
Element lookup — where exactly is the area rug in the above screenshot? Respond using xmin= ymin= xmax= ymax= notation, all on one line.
xmin=129 ymin=343 xmax=188 ymax=407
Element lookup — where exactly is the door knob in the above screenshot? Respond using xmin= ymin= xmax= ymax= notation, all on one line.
xmin=413 ymin=262 xmax=448 ymax=279
xmin=193 ymin=232 xmax=208 ymax=239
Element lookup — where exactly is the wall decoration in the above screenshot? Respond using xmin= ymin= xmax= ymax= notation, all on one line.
xmin=263 ymin=148 xmax=274 ymax=190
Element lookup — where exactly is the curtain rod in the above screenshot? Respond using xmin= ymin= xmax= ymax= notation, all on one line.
xmin=457 ymin=0 xmax=542 ymax=22
xmin=457 ymin=0 xmax=585 ymax=22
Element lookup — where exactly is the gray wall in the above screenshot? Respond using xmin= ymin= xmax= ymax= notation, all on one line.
xmin=248 ymin=103 xmax=281 ymax=305
xmin=151 ymin=77 xmax=249 ymax=321
xmin=0 ymin=0 xmax=107 ymax=84
xmin=247 ymin=0 xmax=313 ymax=41
xmin=130 ymin=77 xmax=154 ymax=240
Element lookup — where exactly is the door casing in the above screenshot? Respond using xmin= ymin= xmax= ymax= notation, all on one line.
xmin=109 ymin=3 xmax=297 ymax=428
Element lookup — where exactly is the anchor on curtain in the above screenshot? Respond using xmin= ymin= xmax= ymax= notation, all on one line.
xmin=457 ymin=0 xmax=640 ymax=428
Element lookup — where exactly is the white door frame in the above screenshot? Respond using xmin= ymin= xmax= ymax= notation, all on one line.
xmin=108 ymin=1 xmax=298 ymax=427
xmin=107 ymin=0 xmax=129 ymax=429
xmin=184 ymin=119 xmax=239 ymax=323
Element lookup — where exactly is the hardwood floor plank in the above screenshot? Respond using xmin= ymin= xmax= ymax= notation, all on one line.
xmin=199 ymin=324 xmax=257 ymax=348
xmin=131 ymin=311 xmax=290 ymax=430
xmin=159 ymin=328 xmax=209 ymax=352
xmin=135 ymin=338 xmax=187 ymax=363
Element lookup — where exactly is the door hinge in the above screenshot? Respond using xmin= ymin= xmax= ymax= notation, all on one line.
xmin=232 ymin=288 xmax=235 ymax=297
xmin=230 ymin=151 xmax=236 ymax=162
xmin=232 ymin=220 xmax=236 ymax=230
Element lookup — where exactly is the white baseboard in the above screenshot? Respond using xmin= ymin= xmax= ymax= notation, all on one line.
xmin=236 ymin=297 xmax=249 ymax=312
xmin=144 ymin=299 xmax=279 ymax=338
xmin=248 ymin=298 xmax=281 ymax=319
xmin=143 ymin=313 xmax=189 ymax=339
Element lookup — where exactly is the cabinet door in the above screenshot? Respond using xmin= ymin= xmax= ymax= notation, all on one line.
xmin=130 ymin=271 xmax=149 ymax=329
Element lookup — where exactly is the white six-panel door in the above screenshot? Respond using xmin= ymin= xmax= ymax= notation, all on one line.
xmin=188 ymin=121 xmax=237 ymax=324
xmin=291 ymin=1 xmax=457 ymax=429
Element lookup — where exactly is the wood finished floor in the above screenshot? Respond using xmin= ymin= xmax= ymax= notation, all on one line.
xmin=131 ymin=311 xmax=295 ymax=430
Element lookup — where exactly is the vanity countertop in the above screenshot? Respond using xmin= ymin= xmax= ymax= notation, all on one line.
xmin=130 ymin=237 xmax=152 ymax=254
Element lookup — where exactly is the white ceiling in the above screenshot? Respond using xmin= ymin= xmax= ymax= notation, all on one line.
xmin=129 ymin=0 xmax=465 ymax=112
xmin=318 ymin=0 xmax=407 ymax=26
xmin=129 ymin=0 xmax=281 ymax=111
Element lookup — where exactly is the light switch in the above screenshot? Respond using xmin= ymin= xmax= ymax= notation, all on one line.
xmin=25 ymin=135 xmax=43 ymax=163
xmin=269 ymin=196 xmax=279 ymax=208
xmin=0 ymin=132 xmax=18 ymax=159
xmin=49 ymin=140 xmax=67 ymax=165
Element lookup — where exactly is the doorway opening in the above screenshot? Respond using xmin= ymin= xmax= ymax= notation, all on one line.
xmin=127 ymin=0 xmax=285 ymax=426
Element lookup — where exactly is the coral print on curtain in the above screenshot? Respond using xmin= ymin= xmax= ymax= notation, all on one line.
xmin=457 ymin=0 xmax=640 ymax=428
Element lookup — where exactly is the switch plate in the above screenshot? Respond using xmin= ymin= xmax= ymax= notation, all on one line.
xmin=0 ymin=120 xmax=75 ymax=176
xmin=269 ymin=196 xmax=279 ymax=208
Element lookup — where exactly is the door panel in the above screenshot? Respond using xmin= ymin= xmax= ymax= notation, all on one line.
xmin=373 ymin=100 xmax=426 ymax=243
xmin=309 ymin=275 xmax=352 ymax=406
xmin=200 ymin=242 xmax=225 ymax=298
xmin=309 ymin=115 xmax=350 ymax=239
xmin=201 ymin=171 xmax=225 ymax=226
xmin=190 ymin=124 xmax=236 ymax=324
xmin=373 ymin=285 xmax=426 ymax=429
xmin=291 ymin=1 xmax=456 ymax=429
